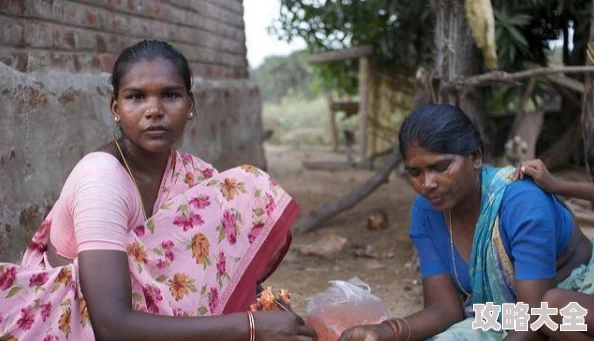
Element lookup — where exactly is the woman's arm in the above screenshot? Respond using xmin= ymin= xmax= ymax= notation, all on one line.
xmin=339 ymin=197 xmax=464 ymax=341
xmin=337 ymin=275 xmax=464 ymax=341
xmin=398 ymin=274 xmax=465 ymax=340
xmin=502 ymin=279 xmax=554 ymax=341
xmin=514 ymin=159 xmax=594 ymax=202
xmin=500 ymin=182 xmax=564 ymax=341
xmin=549 ymin=179 xmax=594 ymax=202
xmin=79 ymin=251 xmax=313 ymax=341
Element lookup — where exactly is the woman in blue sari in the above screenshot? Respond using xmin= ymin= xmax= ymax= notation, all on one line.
xmin=339 ymin=104 xmax=594 ymax=341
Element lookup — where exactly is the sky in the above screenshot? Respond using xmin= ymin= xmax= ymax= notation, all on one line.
xmin=243 ymin=0 xmax=307 ymax=69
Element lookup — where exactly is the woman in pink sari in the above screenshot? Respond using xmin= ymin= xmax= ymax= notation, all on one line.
xmin=0 ymin=40 xmax=316 ymax=341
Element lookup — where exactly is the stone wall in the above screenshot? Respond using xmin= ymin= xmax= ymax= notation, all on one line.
xmin=0 ymin=0 xmax=266 ymax=261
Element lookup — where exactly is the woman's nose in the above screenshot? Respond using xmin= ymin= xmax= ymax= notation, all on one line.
xmin=144 ymin=105 xmax=164 ymax=118
xmin=423 ymin=173 xmax=438 ymax=190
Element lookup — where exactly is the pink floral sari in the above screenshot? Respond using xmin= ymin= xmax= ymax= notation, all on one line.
xmin=0 ymin=151 xmax=299 ymax=340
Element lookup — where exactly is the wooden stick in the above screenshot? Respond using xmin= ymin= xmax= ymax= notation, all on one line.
xmin=293 ymin=148 xmax=402 ymax=235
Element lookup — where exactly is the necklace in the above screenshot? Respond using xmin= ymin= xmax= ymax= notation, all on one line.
xmin=114 ymin=138 xmax=148 ymax=221
xmin=448 ymin=210 xmax=471 ymax=298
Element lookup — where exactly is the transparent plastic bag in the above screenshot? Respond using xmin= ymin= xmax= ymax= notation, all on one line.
xmin=306 ymin=277 xmax=388 ymax=341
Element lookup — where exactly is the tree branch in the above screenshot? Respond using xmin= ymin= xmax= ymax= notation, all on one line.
xmin=448 ymin=65 xmax=594 ymax=88
xmin=292 ymin=149 xmax=402 ymax=235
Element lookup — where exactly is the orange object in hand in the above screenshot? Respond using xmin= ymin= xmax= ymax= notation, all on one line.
xmin=249 ymin=286 xmax=291 ymax=312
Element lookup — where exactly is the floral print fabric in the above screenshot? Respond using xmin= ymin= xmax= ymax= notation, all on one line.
xmin=0 ymin=152 xmax=298 ymax=340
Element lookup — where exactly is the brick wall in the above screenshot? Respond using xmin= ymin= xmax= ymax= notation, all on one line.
xmin=0 ymin=0 xmax=248 ymax=78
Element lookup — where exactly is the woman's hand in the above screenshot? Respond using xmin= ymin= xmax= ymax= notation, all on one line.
xmin=337 ymin=323 xmax=393 ymax=341
xmin=512 ymin=159 xmax=560 ymax=193
xmin=255 ymin=311 xmax=317 ymax=341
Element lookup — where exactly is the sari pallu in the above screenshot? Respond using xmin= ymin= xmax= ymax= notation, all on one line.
xmin=0 ymin=151 xmax=299 ymax=341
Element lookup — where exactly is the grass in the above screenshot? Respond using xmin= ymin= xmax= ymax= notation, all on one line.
xmin=262 ymin=95 xmax=359 ymax=147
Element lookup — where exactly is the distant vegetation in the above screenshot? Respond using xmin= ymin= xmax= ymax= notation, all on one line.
xmin=251 ymin=50 xmax=358 ymax=147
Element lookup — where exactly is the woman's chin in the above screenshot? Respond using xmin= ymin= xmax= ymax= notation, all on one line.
xmin=139 ymin=140 xmax=176 ymax=154
xmin=428 ymin=197 xmax=453 ymax=211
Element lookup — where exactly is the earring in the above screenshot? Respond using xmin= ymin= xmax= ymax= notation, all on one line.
xmin=187 ymin=111 xmax=194 ymax=120
xmin=113 ymin=115 xmax=121 ymax=124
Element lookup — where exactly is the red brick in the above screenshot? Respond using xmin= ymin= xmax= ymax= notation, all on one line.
xmin=63 ymin=30 xmax=76 ymax=49
xmin=23 ymin=22 xmax=52 ymax=48
xmin=0 ymin=50 xmax=29 ymax=72
xmin=101 ymin=54 xmax=114 ymax=71
xmin=96 ymin=33 xmax=107 ymax=52
xmin=91 ymin=56 xmax=102 ymax=69
xmin=86 ymin=8 xmax=97 ymax=26
xmin=0 ymin=16 xmax=24 ymax=47
xmin=73 ymin=54 xmax=81 ymax=72
xmin=0 ymin=0 xmax=26 ymax=16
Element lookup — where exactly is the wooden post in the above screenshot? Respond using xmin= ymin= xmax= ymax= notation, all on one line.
xmin=359 ymin=56 xmax=370 ymax=162
xmin=581 ymin=0 xmax=594 ymax=177
xmin=328 ymin=94 xmax=339 ymax=152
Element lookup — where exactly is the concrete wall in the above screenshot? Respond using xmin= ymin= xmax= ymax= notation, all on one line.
xmin=0 ymin=0 xmax=266 ymax=261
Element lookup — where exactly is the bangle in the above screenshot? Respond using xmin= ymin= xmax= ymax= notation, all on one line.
xmin=247 ymin=311 xmax=255 ymax=341
xmin=383 ymin=318 xmax=411 ymax=341
xmin=382 ymin=319 xmax=400 ymax=340
xmin=397 ymin=318 xmax=411 ymax=341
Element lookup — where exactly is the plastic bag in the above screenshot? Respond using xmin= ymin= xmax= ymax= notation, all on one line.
xmin=306 ymin=277 xmax=388 ymax=341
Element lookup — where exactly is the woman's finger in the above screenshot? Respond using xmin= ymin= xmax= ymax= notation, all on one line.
xmin=337 ymin=328 xmax=354 ymax=341
xmin=297 ymin=325 xmax=317 ymax=338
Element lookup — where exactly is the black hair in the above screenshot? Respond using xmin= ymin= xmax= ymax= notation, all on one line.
xmin=398 ymin=104 xmax=483 ymax=159
xmin=110 ymin=40 xmax=193 ymax=98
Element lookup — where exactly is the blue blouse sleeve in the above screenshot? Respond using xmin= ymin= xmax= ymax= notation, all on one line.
xmin=409 ymin=196 xmax=449 ymax=278
xmin=500 ymin=180 xmax=557 ymax=281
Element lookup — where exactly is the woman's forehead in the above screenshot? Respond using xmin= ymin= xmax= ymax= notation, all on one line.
xmin=404 ymin=145 xmax=454 ymax=166
xmin=119 ymin=58 xmax=185 ymax=89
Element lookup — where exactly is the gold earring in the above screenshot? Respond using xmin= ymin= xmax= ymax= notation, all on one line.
xmin=113 ymin=115 xmax=120 ymax=124
xmin=187 ymin=111 xmax=194 ymax=120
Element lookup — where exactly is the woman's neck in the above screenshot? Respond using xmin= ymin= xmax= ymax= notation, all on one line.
xmin=451 ymin=175 xmax=482 ymax=229
xmin=121 ymin=138 xmax=170 ymax=178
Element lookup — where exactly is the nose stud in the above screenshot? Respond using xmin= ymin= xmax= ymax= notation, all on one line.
xmin=145 ymin=108 xmax=158 ymax=114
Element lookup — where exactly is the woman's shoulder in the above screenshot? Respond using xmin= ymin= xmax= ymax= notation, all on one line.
xmin=499 ymin=178 xmax=562 ymax=227
xmin=64 ymin=152 xmax=131 ymax=191
xmin=503 ymin=178 xmax=550 ymax=203
xmin=71 ymin=152 xmax=126 ymax=175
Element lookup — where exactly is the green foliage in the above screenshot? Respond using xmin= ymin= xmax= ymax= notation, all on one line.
xmin=262 ymin=95 xmax=330 ymax=146
xmin=250 ymin=50 xmax=326 ymax=103
xmin=271 ymin=0 xmax=434 ymax=94
xmin=272 ymin=0 xmax=592 ymax=94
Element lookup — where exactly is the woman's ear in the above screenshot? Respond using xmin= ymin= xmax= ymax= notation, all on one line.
xmin=110 ymin=97 xmax=119 ymax=122
xmin=189 ymin=93 xmax=195 ymax=114
xmin=471 ymin=149 xmax=483 ymax=169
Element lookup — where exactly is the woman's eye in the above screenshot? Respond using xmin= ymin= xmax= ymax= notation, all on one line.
xmin=127 ymin=93 xmax=144 ymax=100
xmin=434 ymin=162 xmax=450 ymax=172
xmin=407 ymin=169 xmax=421 ymax=177
xmin=164 ymin=92 xmax=180 ymax=99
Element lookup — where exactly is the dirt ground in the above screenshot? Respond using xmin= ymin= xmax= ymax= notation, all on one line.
xmin=261 ymin=144 xmax=424 ymax=318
